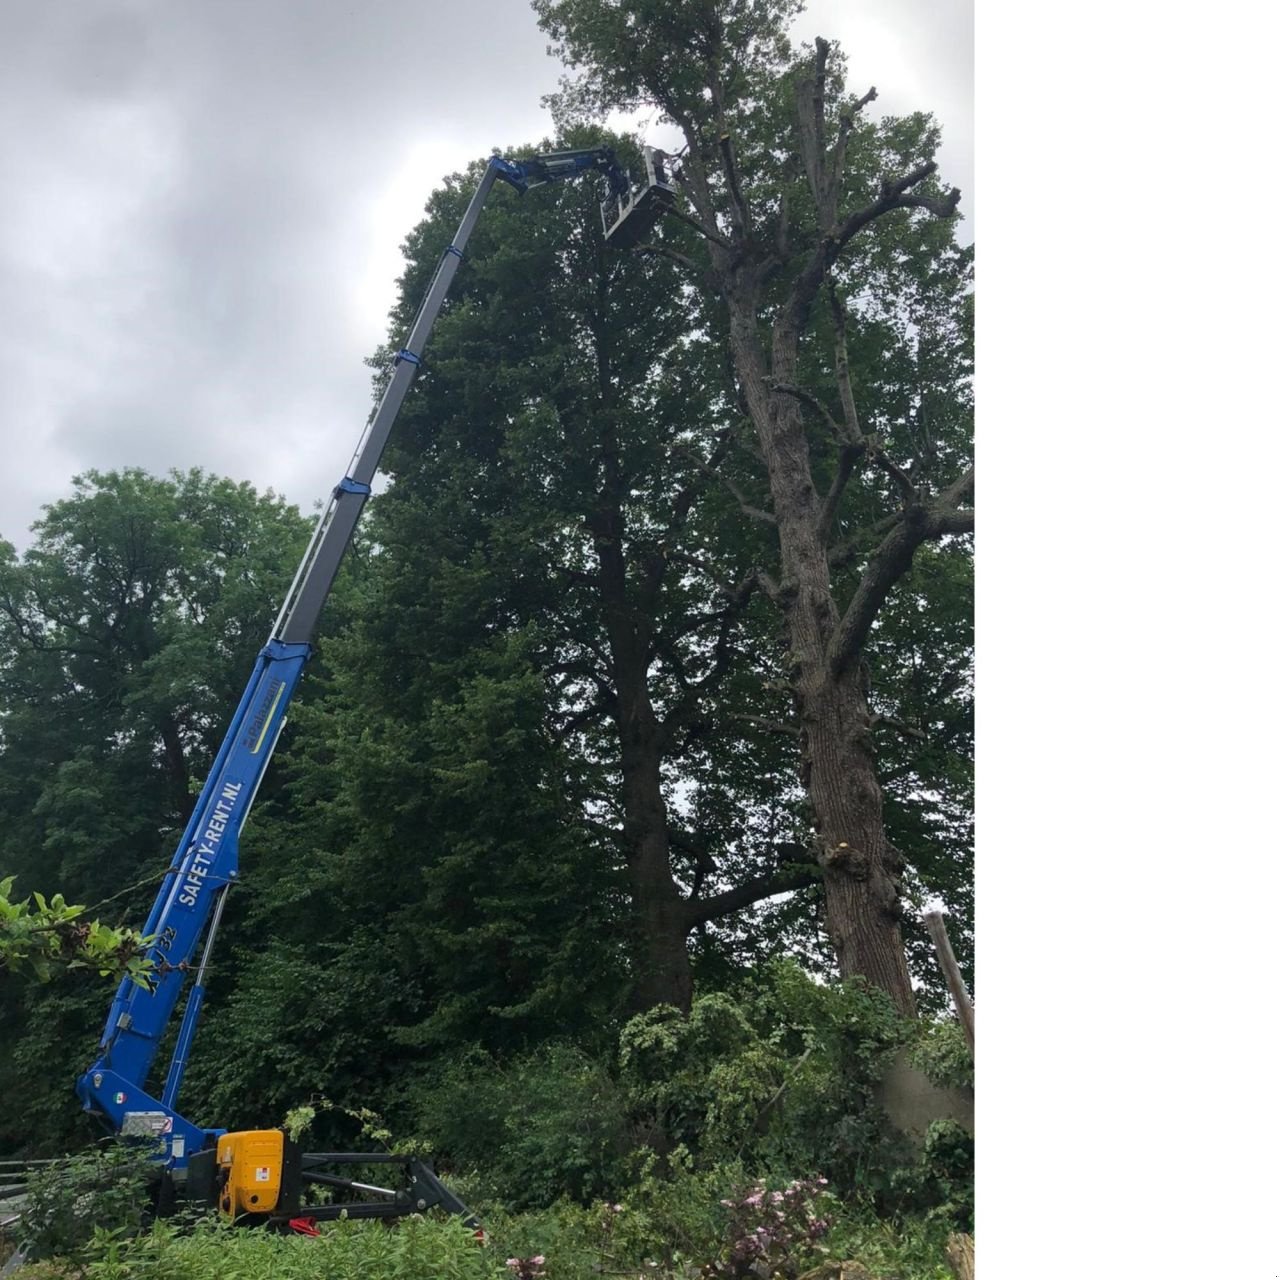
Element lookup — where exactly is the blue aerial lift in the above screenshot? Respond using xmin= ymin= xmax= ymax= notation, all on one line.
xmin=73 ymin=144 xmax=675 ymax=1227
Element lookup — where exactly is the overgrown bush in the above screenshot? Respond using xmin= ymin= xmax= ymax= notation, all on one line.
xmin=408 ymin=1042 xmax=631 ymax=1208
xmin=406 ymin=962 xmax=925 ymax=1212
xmin=908 ymin=1019 xmax=973 ymax=1091
xmin=884 ymin=1120 xmax=974 ymax=1234
xmin=480 ymin=1163 xmax=957 ymax=1280
xmin=619 ymin=993 xmax=781 ymax=1161
xmin=18 ymin=1141 xmax=154 ymax=1261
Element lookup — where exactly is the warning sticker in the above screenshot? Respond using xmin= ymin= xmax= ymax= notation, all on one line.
xmin=255 ymin=1167 xmax=271 ymax=1182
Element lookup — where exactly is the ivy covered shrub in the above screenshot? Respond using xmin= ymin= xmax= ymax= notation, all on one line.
xmin=732 ymin=961 xmax=916 ymax=1189
xmin=618 ymin=993 xmax=780 ymax=1161
xmin=884 ymin=1120 xmax=974 ymax=1234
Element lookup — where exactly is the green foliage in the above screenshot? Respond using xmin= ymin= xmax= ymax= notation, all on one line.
xmin=405 ymin=964 xmax=925 ymax=1217
xmin=619 ymin=995 xmax=783 ymax=1159
xmin=0 ymin=468 xmax=311 ymax=1153
xmin=0 ymin=877 xmax=153 ymax=987
xmin=883 ymin=1121 xmax=974 ymax=1236
xmin=18 ymin=1141 xmax=154 ymax=1261
xmin=908 ymin=1019 xmax=973 ymax=1092
xmin=12 ymin=1188 xmax=958 ymax=1280
xmin=80 ymin=1213 xmax=501 ymax=1280
xmin=479 ymin=1166 xmax=955 ymax=1280
xmin=408 ymin=1044 xmax=631 ymax=1210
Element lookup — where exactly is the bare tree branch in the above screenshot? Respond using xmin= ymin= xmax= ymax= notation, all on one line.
xmin=718 ymin=131 xmax=751 ymax=235
xmin=635 ymin=242 xmax=704 ymax=276
xmin=731 ymin=713 xmax=800 ymax=738
xmin=797 ymin=37 xmax=830 ymax=212
xmin=665 ymin=194 xmax=732 ymax=249
xmin=819 ymin=443 xmax=859 ymax=544
xmin=766 ymin=380 xmax=854 ymax=444
xmin=829 ymin=512 xmax=904 ymax=567
xmin=829 ymin=89 xmax=876 ymax=208
xmin=675 ymin=446 xmax=775 ymax=524
xmin=664 ymin=551 xmax=781 ymax=607
xmin=827 ymin=284 xmax=861 ymax=437
xmin=868 ymin=712 xmax=927 ymax=741
xmin=684 ymin=864 xmax=819 ymax=928
xmin=828 ymin=467 xmax=975 ymax=673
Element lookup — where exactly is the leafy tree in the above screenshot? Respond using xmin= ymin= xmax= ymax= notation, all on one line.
xmin=0 ymin=467 xmax=312 ymax=1150
xmin=0 ymin=468 xmax=312 ymax=904
xmin=533 ymin=0 xmax=973 ymax=1013
xmin=348 ymin=136 xmax=831 ymax=1015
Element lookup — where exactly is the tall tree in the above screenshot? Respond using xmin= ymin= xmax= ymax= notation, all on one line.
xmin=354 ymin=137 xmax=820 ymax=1012
xmin=0 ymin=468 xmax=311 ymax=1150
xmin=534 ymin=0 xmax=973 ymax=1014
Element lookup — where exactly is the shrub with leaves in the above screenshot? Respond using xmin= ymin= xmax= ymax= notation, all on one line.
xmin=408 ymin=1043 xmax=630 ymax=1209
xmin=619 ymin=994 xmax=782 ymax=1160
xmin=907 ymin=1020 xmax=973 ymax=1091
xmin=18 ymin=1141 xmax=155 ymax=1261
xmin=0 ymin=877 xmax=154 ymax=987
xmin=885 ymin=1121 xmax=974 ymax=1234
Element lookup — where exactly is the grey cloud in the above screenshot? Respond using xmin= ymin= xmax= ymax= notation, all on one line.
xmin=1 ymin=0 xmax=971 ymax=547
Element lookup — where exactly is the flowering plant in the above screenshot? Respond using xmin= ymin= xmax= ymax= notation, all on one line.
xmin=704 ymin=1177 xmax=836 ymax=1280
xmin=505 ymin=1255 xmax=547 ymax=1280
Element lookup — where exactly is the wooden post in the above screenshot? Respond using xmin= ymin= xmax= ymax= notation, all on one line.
xmin=924 ymin=910 xmax=975 ymax=1057
xmin=945 ymin=1232 xmax=975 ymax=1280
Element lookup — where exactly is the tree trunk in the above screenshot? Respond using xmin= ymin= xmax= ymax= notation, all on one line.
xmin=618 ymin=705 xmax=694 ymax=1013
xmin=803 ymin=673 xmax=915 ymax=1016
xmin=593 ymin=494 xmax=694 ymax=1014
xmin=731 ymin=318 xmax=917 ymax=1017
xmin=945 ymin=1233 xmax=975 ymax=1280
xmin=159 ymin=715 xmax=194 ymax=824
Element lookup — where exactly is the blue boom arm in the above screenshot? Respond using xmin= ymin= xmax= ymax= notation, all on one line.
xmin=76 ymin=147 xmax=633 ymax=1170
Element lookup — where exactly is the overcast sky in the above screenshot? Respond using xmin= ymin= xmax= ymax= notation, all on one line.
xmin=0 ymin=0 xmax=972 ymax=548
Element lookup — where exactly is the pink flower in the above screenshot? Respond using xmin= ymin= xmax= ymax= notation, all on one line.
xmin=506 ymin=1261 xmax=520 ymax=1269
xmin=532 ymin=1257 xmax=546 ymax=1267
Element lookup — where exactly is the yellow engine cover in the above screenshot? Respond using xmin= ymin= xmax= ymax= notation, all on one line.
xmin=216 ymin=1129 xmax=284 ymax=1216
